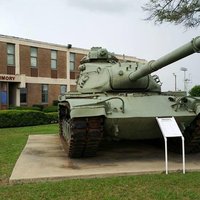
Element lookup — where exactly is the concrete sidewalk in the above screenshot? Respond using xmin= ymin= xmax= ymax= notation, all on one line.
xmin=10 ymin=134 xmax=200 ymax=183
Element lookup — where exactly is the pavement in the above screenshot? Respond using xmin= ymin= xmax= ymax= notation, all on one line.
xmin=9 ymin=134 xmax=200 ymax=183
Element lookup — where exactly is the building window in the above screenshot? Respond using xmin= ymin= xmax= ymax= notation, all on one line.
xmin=7 ymin=44 xmax=15 ymax=66
xmin=30 ymin=47 xmax=38 ymax=67
xmin=51 ymin=50 xmax=57 ymax=69
xmin=70 ymin=53 xmax=75 ymax=71
xmin=60 ymin=85 xmax=67 ymax=95
xmin=20 ymin=88 xmax=27 ymax=104
xmin=42 ymin=84 xmax=48 ymax=103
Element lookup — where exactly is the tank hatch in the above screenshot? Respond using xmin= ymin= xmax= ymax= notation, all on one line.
xmin=80 ymin=47 xmax=118 ymax=64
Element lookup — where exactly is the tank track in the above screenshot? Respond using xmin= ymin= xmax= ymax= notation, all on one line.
xmin=169 ymin=114 xmax=200 ymax=153
xmin=183 ymin=113 xmax=200 ymax=153
xmin=60 ymin=116 xmax=104 ymax=158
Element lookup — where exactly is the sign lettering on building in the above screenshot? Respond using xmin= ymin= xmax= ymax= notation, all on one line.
xmin=0 ymin=75 xmax=15 ymax=81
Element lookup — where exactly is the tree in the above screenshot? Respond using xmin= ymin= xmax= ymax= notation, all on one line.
xmin=143 ymin=0 xmax=200 ymax=28
xmin=189 ymin=85 xmax=200 ymax=96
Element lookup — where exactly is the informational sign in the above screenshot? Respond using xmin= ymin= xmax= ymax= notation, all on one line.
xmin=156 ymin=117 xmax=185 ymax=174
xmin=156 ymin=117 xmax=183 ymax=137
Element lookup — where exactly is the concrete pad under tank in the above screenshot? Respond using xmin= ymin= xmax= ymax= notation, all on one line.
xmin=10 ymin=134 xmax=200 ymax=183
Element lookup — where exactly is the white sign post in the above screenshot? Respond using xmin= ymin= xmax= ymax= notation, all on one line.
xmin=156 ymin=117 xmax=185 ymax=174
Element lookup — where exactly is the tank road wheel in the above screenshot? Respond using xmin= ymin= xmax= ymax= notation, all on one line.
xmin=84 ymin=117 xmax=104 ymax=157
xmin=68 ymin=117 xmax=104 ymax=158
xmin=169 ymin=114 xmax=200 ymax=153
xmin=68 ymin=118 xmax=87 ymax=158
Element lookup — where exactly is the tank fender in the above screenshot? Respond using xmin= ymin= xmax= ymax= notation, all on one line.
xmin=70 ymin=104 xmax=106 ymax=118
xmin=68 ymin=97 xmax=125 ymax=118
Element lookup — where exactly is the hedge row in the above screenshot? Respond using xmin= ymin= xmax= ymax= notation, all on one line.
xmin=0 ymin=110 xmax=58 ymax=128
xmin=43 ymin=106 xmax=58 ymax=113
xmin=9 ymin=105 xmax=58 ymax=112
xmin=9 ymin=106 xmax=41 ymax=111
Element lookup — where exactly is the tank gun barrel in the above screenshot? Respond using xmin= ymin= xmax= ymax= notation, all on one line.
xmin=129 ymin=36 xmax=200 ymax=81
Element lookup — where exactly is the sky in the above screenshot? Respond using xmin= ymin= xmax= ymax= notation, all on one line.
xmin=0 ymin=0 xmax=199 ymax=92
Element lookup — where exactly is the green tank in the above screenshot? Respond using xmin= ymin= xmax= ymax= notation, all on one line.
xmin=58 ymin=37 xmax=200 ymax=158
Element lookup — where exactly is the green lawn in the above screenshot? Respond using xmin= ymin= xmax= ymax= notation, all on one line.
xmin=1 ymin=124 xmax=200 ymax=200
xmin=0 ymin=124 xmax=58 ymax=181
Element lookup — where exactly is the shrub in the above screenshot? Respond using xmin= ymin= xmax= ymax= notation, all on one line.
xmin=52 ymin=100 xmax=58 ymax=106
xmin=9 ymin=106 xmax=41 ymax=111
xmin=0 ymin=110 xmax=58 ymax=128
xmin=189 ymin=85 xmax=200 ymax=97
xmin=46 ymin=112 xmax=58 ymax=123
xmin=43 ymin=106 xmax=58 ymax=113
xmin=32 ymin=104 xmax=44 ymax=111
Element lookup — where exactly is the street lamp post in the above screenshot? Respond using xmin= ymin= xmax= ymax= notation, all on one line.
xmin=173 ymin=73 xmax=177 ymax=91
xmin=180 ymin=67 xmax=188 ymax=92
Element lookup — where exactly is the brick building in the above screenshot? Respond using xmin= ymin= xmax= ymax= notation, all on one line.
xmin=0 ymin=35 xmax=145 ymax=109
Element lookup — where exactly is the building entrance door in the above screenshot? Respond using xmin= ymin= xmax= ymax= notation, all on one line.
xmin=8 ymin=83 xmax=17 ymax=108
xmin=0 ymin=82 xmax=8 ymax=110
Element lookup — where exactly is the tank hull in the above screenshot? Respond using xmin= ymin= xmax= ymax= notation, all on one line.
xmin=61 ymin=93 xmax=197 ymax=140
xmin=59 ymin=92 xmax=200 ymax=157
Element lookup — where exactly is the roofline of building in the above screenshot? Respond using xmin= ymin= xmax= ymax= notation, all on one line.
xmin=0 ymin=34 xmax=147 ymax=63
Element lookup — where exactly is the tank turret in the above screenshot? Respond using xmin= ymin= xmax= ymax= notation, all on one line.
xmin=77 ymin=37 xmax=200 ymax=93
